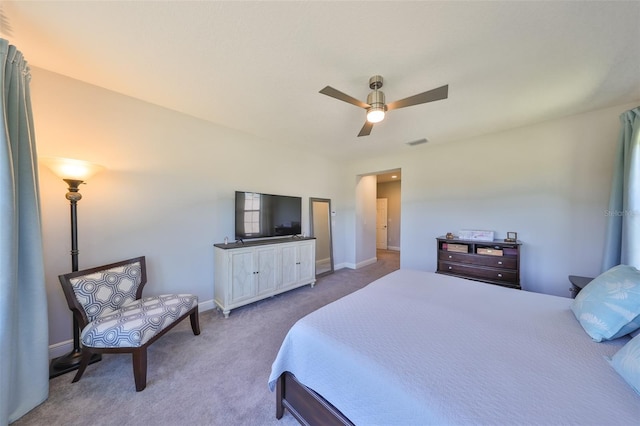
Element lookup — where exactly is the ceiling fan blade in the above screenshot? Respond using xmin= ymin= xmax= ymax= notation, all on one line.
xmin=386 ymin=84 xmax=448 ymax=111
xmin=358 ymin=121 xmax=374 ymax=137
xmin=320 ymin=86 xmax=370 ymax=109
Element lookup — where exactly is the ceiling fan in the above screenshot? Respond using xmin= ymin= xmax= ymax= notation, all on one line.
xmin=319 ymin=75 xmax=448 ymax=137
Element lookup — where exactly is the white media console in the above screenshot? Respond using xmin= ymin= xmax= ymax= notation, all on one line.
xmin=213 ymin=237 xmax=316 ymax=318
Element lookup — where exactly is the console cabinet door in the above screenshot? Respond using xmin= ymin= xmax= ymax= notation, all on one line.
xmin=229 ymin=249 xmax=256 ymax=303
xmin=255 ymin=246 xmax=278 ymax=296
xmin=280 ymin=244 xmax=298 ymax=288
xmin=280 ymin=241 xmax=316 ymax=289
xmin=297 ymin=241 xmax=315 ymax=284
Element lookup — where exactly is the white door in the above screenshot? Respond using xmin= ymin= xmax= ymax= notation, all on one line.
xmin=376 ymin=198 xmax=388 ymax=250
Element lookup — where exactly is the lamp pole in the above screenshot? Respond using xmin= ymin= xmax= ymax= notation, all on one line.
xmin=66 ymin=179 xmax=81 ymax=272
xmin=48 ymin=171 xmax=103 ymax=378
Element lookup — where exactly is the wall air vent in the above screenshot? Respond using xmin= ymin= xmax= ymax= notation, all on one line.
xmin=406 ymin=138 xmax=428 ymax=146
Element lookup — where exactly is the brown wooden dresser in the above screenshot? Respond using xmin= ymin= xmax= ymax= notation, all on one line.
xmin=436 ymin=237 xmax=521 ymax=289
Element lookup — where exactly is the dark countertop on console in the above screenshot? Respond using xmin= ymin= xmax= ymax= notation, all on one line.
xmin=214 ymin=236 xmax=315 ymax=249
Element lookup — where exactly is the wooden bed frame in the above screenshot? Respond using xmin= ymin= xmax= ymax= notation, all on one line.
xmin=275 ymin=372 xmax=353 ymax=425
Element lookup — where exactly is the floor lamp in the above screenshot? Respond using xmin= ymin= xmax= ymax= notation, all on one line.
xmin=42 ymin=157 xmax=105 ymax=379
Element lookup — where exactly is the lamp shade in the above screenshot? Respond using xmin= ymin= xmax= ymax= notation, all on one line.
xmin=41 ymin=157 xmax=105 ymax=181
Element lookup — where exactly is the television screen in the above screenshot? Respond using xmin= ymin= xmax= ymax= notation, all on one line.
xmin=235 ymin=191 xmax=302 ymax=240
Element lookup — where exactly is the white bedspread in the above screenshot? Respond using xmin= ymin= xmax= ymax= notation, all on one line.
xmin=269 ymin=270 xmax=640 ymax=425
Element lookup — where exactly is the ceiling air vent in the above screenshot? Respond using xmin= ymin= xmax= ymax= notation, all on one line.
xmin=406 ymin=138 xmax=428 ymax=146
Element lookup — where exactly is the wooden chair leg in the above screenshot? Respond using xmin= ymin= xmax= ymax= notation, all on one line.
xmin=190 ymin=308 xmax=201 ymax=335
xmin=132 ymin=348 xmax=147 ymax=392
xmin=72 ymin=348 xmax=93 ymax=383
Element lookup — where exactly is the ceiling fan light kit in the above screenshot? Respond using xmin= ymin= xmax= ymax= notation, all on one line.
xmin=366 ymin=76 xmax=386 ymax=123
xmin=366 ymin=106 xmax=385 ymax=123
xmin=319 ymin=75 xmax=448 ymax=137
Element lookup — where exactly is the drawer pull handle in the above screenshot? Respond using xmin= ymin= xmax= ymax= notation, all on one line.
xmin=498 ymin=261 xmax=503 ymax=265
xmin=448 ymin=255 xmax=452 ymax=259
xmin=498 ymin=273 xmax=503 ymax=278
xmin=448 ymin=266 xmax=452 ymax=270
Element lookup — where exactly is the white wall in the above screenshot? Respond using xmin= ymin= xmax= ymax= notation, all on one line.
xmin=346 ymin=102 xmax=639 ymax=296
xmin=30 ymin=68 xmax=348 ymax=353
xmin=354 ymin=175 xmax=377 ymax=268
xmin=30 ymin=65 xmax=639 ymax=352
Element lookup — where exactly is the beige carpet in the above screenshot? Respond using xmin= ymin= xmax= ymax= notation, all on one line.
xmin=14 ymin=250 xmax=399 ymax=426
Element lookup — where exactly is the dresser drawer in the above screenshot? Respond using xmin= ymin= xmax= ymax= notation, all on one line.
xmin=439 ymin=251 xmax=516 ymax=269
xmin=471 ymin=254 xmax=516 ymax=269
xmin=438 ymin=261 xmax=518 ymax=284
xmin=439 ymin=251 xmax=475 ymax=264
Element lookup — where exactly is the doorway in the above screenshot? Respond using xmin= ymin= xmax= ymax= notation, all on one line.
xmin=376 ymin=170 xmax=401 ymax=252
xmin=354 ymin=169 xmax=401 ymax=268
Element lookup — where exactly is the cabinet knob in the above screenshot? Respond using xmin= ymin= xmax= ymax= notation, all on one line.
xmin=448 ymin=255 xmax=452 ymax=259
xmin=448 ymin=266 xmax=452 ymax=270
xmin=498 ymin=261 xmax=503 ymax=265
xmin=497 ymin=273 xmax=503 ymax=278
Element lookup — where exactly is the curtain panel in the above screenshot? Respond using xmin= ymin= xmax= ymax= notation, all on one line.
xmin=602 ymin=107 xmax=640 ymax=271
xmin=0 ymin=38 xmax=48 ymax=424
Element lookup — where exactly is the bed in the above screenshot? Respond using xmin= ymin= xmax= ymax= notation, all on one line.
xmin=268 ymin=269 xmax=640 ymax=425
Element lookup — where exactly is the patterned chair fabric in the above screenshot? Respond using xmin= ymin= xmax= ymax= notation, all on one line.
xmin=68 ymin=260 xmax=198 ymax=348
xmin=70 ymin=261 xmax=144 ymax=323
xmin=58 ymin=256 xmax=201 ymax=391
xmin=81 ymin=294 xmax=198 ymax=348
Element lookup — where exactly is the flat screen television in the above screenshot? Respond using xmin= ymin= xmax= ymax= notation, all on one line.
xmin=235 ymin=191 xmax=302 ymax=240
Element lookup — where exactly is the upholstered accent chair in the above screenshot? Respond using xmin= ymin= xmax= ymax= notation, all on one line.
xmin=58 ymin=256 xmax=200 ymax=391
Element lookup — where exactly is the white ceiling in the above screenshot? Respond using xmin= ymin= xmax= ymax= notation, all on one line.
xmin=2 ymin=1 xmax=639 ymax=161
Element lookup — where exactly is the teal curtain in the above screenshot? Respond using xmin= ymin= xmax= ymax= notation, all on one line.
xmin=0 ymin=39 xmax=48 ymax=423
xmin=602 ymin=107 xmax=640 ymax=271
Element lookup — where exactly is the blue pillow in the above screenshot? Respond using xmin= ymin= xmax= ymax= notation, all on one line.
xmin=571 ymin=264 xmax=640 ymax=342
xmin=609 ymin=334 xmax=640 ymax=395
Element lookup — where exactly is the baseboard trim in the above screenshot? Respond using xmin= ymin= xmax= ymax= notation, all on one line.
xmin=49 ymin=339 xmax=74 ymax=360
xmin=356 ymin=257 xmax=377 ymax=269
xmin=48 ymin=298 xmax=217 ymax=360
xmin=335 ymin=257 xmax=378 ymax=270
xmin=334 ymin=262 xmax=351 ymax=270
xmin=198 ymin=298 xmax=215 ymax=313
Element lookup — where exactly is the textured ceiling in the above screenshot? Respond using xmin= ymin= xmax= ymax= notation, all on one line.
xmin=2 ymin=1 xmax=639 ymax=161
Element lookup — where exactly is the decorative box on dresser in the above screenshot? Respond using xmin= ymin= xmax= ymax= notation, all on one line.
xmin=436 ymin=237 xmax=522 ymax=289
xmin=214 ymin=237 xmax=316 ymax=318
